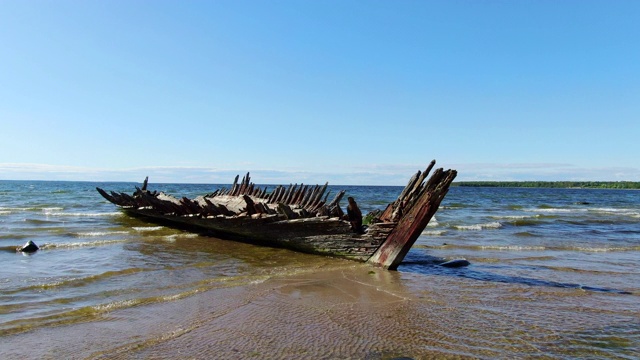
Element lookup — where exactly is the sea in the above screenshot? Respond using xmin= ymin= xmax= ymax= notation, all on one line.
xmin=0 ymin=180 xmax=638 ymax=359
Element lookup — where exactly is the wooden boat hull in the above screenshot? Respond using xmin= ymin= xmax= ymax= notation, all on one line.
xmin=121 ymin=207 xmax=384 ymax=261
xmin=97 ymin=160 xmax=457 ymax=269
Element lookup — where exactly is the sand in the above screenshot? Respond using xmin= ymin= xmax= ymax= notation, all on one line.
xmin=1 ymin=263 xmax=475 ymax=360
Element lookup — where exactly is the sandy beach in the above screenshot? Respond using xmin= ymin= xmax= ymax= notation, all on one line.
xmin=2 ymin=263 xmax=469 ymax=359
xmin=5 ymin=258 xmax=635 ymax=359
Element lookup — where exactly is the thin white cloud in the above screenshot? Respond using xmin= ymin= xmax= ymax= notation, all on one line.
xmin=454 ymin=163 xmax=640 ymax=181
xmin=1 ymin=162 xmax=638 ymax=185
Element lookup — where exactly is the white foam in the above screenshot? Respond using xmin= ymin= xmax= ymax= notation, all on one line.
xmin=480 ymin=245 xmax=546 ymax=251
xmin=75 ymin=231 xmax=130 ymax=237
xmin=422 ymin=230 xmax=447 ymax=236
xmin=588 ymin=208 xmax=640 ymax=217
xmin=41 ymin=207 xmax=64 ymax=212
xmin=132 ymin=226 xmax=164 ymax=232
xmin=0 ymin=206 xmax=63 ymax=213
xmin=570 ymin=246 xmax=640 ymax=252
xmin=164 ymin=233 xmax=199 ymax=242
xmin=179 ymin=233 xmax=199 ymax=238
xmin=454 ymin=221 xmax=502 ymax=231
xmin=39 ymin=239 xmax=128 ymax=249
xmin=92 ymin=299 xmax=140 ymax=312
xmin=529 ymin=208 xmax=584 ymax=214
xmin=491 ymin=215 xmax=531 ymax=220
xmin=44 ymin=211 xmax=121 ymax=217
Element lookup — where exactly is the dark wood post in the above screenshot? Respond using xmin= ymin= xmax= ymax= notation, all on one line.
xmin=367 ymin=167 xmax=457 ymax=270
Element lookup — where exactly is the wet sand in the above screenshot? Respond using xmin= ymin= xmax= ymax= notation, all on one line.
xmin=2 ymin=263 xmax=474 ymax=359
xmin=2 ymin=261 xmax=637 ymax=359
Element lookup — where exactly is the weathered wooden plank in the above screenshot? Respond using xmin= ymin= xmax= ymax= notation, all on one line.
xmin=277 ymin=203 xmax=297 ymax=220
xmin=203 ymin=198 xmax=221 ymax=216
xmin=300 ymin=185 xmax=315 ymax=208
xmin=141 ymin=176 xmax=149 ymax=191
xmin=292 ymin=184 xmax=306 ymax=204
xmin=367 ymin=168 xmax=457 ymax=269
xmin=284 ymin=184 xmax=297 ymax=204
xmin=309 ymin=182 xmax=328 ymax=209
xmin=243 ymin=195 xmax=257 ymax=216
xmin=96 ymin=188 xmax=112 ymax=201
xmin=230 ymin=175 xmax=240 ymax=196
xmin=277 ymin=184 xmax=292 ymax=203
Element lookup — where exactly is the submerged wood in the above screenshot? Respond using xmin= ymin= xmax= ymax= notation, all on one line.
xmin=97 ymin=161 xmax=457 ymax=268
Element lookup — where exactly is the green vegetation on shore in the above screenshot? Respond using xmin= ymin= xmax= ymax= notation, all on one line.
xmin=453 ymin=181 xmax=640 ymax=189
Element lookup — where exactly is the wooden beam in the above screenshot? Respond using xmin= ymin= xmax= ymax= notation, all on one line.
xmin=367 ymin=168 xmax=457 ymax=270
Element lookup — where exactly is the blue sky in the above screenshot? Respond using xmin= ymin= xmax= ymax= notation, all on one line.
xmin=1 ymin=1 xmax=638 ymax=185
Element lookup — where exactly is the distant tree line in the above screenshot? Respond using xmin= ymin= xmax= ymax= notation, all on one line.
xmin=453 ymin=181 xmax=640 ymax=189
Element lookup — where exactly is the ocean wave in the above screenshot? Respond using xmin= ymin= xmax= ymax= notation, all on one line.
xmin=177 ymin=233 xmax=199 ymax=238
xmin=480 ymin=245 xmax=547 ymax=251
xmin=448 ymin=244 xmax=640 ymax=253
xmin=0 ymin=207 xmax=64 ymax=216
xmin=453 ymin=221 xmax=502 ymax=231
xmin=508 ymin=219 xmax=545 ymax=227
xmin=489 ymin=215 xmax=545 ymax=226
xmin=0 ymin=206 xmax=64 ymax=213
xmin=0 ymin=234 xmax=30 ymax=240
xmin=542 ymin=265 xmax=624 ymax=274
xmin=562 ymin=245 xmax=640 ymax=253
xmin=6 ymin=268 xmax=147 ymax=293
xmin=527 ymin=207 xmax=640 ymax=219
xmin=424 ymin=243 xmax=547 ymax=251
xmin=51 ymin=190 xmax=70 ymax=194
xmin=41 ymin=298 xmax=146 ymax=325
xmin=24 ymin=218 xmax=60 ymax=224
xmin=588 ymin=207 xmax=635 ymax=213
xmin=26 ymin=291 xmax=205 ymax=335
xmin=440 ymin=202 xmax=470 ymax=209
xmin=39 ymin=239 xmax=129 ymax=250
xmin=40 ymin=207 xmax=65 ymax=212
xmin=493 ymin=215 xmax=529 ymax=220
xmin=514 ymin=231 xmax=539 ymax=237
xmin=73 ymin=231 xmax=130 ymax=238
xmin=529 ymin=208 xmax=585 ymax=214
xmin=43 ymin=211 xmax=121 ymax=217
xmin=422 ymin=230 xmax=447 ymax=236
xmin=132 ymin=226 xmax=164 ymax=232
xmin=163 ymin=233 xmax=200 ymax=242
xmin=163 ymin=235 xmax=178 ymax=242
xmin=587 ymin=208 xmax=640 ymax=218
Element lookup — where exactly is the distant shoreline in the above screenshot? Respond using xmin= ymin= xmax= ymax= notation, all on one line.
xmin=2 ymin=179 xmax=640 ymax=189
xmin=453 ymin=181 xmax=640 ymax=189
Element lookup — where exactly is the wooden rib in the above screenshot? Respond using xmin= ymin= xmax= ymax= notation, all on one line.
xmin=368 ymin=167 xmax=457 ymax=270
xmin=230 ymin=175 xmax=240 ymax=196
xmin=141 ymin=177 xmax=149 ymax=191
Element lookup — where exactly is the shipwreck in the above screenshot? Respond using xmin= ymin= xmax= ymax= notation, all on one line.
xmin=97 ymin=160 xmax=456 ymax=270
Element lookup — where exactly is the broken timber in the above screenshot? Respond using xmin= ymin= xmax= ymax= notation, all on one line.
xmin=97 ymin=160 xmax=457 ymax=270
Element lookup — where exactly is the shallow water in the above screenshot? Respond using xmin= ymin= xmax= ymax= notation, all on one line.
xmin=0 ymin=180 xmax=638 ymax=358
